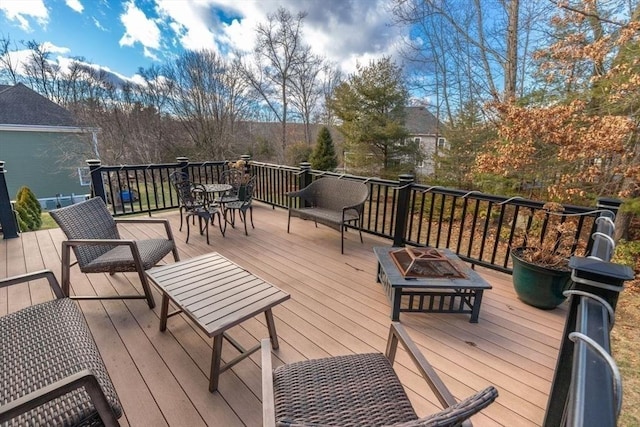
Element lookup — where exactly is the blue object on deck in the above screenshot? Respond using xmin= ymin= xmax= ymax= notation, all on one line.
xmin=121 ymin=190 xmax=133 ymax=202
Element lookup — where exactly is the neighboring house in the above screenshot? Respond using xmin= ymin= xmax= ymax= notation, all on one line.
xmin=404 ymin=106 xmax=446 ymax=176
xmin=0 ymin=83 xmax=99 ymax=208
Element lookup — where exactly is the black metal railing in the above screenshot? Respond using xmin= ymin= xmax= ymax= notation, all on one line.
xmin=248 ymin=162 xmax=617 ymax=274
xmin=87 ymin=158 xmax=228 ymax=216
xmin=1 ymin=155 xmax=621 ymax=276
xmin=543 ymin=210 xmax=634 ymax=427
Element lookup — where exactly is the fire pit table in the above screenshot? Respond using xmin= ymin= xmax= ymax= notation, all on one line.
xmin=373 ymin=246 xmax=492 ymax=323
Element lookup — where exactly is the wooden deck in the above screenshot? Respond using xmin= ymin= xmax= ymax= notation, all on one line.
xmin=0 ymin=202 xmax=569 ymax=426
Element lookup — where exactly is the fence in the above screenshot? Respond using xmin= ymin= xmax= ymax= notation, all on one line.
xmin=0 ymin=157 xmax=621 ymax=276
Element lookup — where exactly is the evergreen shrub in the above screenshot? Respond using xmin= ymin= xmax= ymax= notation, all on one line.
xmin=14 ymin=186 xmax=42 ymax=231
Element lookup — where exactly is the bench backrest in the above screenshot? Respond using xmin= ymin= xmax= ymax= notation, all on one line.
xmin=306 ymin=178 xmax=369 ymax=210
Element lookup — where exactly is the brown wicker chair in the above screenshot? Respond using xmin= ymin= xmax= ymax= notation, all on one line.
xmin=49 ymin=197 xmax=180 ymax=309
xmin=286 ymin=177 xmax=369 ymax=254
xmin=0 ymin=270 xmax=122 ymax=426
xmin=262 ymin=323 xmax=498 ymax=427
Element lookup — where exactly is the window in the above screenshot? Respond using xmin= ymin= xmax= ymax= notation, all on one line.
xmin=78 ymin=167 xmax=91 ymax=186
xmin=437 ymin=137 xmax=446 ymax=149
xmin=414 ymin=137 xmax=421 ymax=144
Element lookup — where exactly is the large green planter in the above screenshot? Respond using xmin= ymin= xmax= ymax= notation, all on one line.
xmin=511 ymin=248 xmax=572 ymax=309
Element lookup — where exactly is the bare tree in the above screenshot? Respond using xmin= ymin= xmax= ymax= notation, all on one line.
xmin=238 ymin=7 xmax=308 ymax=160
xmin=392 ymin=0 xmax=550 ymax=108
xmin=164 ymin=50 xmax=250 ymax=160
xmin=0 ymin=35 xmax=20 ymax=84
xmin=318 ymin=63 xmax=343 ymax=127
xmin=289 ymin=47 xmax=324 ymax=144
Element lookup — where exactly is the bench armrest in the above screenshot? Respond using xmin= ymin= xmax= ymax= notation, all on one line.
xmin=0 ymin=270 xmax=65 ymax=299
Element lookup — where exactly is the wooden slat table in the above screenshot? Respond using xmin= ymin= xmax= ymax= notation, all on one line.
xmin=374 ymin=246 xmax=492 ymax=323
xmin=145 ymin=252 xmax=290 ymax=392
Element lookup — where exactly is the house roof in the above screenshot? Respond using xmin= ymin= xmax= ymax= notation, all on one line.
xmin=404 ymin=106 xmax=442 ymax=135
xmin=0 ymin=83 xmax=78 ymax=127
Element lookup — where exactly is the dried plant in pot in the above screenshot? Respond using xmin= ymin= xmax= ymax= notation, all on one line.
xmin=511 ymin=202 xmax=579 ymax=309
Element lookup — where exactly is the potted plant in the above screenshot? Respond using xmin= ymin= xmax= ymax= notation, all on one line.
xmin=228 ymin=159 xmax=251 ymax=200
xmin=511 ymin=202 xmax=579 ymax=309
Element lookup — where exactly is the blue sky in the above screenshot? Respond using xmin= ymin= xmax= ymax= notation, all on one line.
xmin=0 ymin=0 xmax=403 ymax=83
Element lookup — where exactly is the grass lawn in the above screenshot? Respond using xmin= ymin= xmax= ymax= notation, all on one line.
xmin=612 ymin=281 xmax=640 ymax=426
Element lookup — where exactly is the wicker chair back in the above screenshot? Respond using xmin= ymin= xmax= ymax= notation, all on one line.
xmin=49 ymin=197 xmax=120 ymax=268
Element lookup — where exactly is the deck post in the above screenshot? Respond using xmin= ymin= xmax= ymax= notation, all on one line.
xmin=176 ymin=156 xmax=189 ymax=177
xmin=0 ymin=161 xmax=19 ymax=239
xmin=393 ymin=174 xmax=414 ymax=247
xmin=87 ymin=159 xmax=106 ymax=203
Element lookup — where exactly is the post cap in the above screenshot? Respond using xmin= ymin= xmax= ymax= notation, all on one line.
xmin=86 ymin=159 xmax=101 ymax=166
xmin=398 ymin=174 xmax=414 ymax=183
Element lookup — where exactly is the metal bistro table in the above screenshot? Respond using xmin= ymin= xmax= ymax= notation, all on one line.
xmin=145 ymin=252 xmax=290 ymax=392
xmin=373 ymin=246 xmax=492 ymax=323
xmin=204 ymin=183 xmax=232 ymax=201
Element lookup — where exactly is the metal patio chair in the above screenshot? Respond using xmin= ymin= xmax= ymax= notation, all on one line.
xmin=169 ymin=171 xmax=206 ymax=232
xmin=215 ymin=168 xmax=245 ymax=205
xmin=184 ymin=183 xmax=225 ymax=244
xmin=262 ymin=322 xmax=498 ymax=427
xmin=223 ymin=175 xmax=256 ymax=236
xmin=49 ymin=197 xmax=180 ymax=309
xmin=0 ymin=270 xmax=122 ymax=426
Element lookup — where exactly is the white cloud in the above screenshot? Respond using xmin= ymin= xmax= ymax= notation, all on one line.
xmin=41 ymin=41 xmax=71 ymax=55
xmin=0 ymin=0 xmax=48 ymax=31
xmin=151 ymin=0 xmax=403 ymax=74
xmin=154 ymin=0 xmax=217 ymax=52
xmin=93 ymin=17 xmax=107 ymax=31
xmin=65 ymin=0 xmax=84 ymax=14
xmin=119 ymin=0 xmax=161 ymax=50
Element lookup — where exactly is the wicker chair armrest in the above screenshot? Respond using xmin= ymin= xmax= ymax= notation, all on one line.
xmin=114 ymin=218 xmax=176 ymax=241
xmin=386 ymin=323 xmax=459 ymax=410
xmin=0 ymin=270 xmax=65 ymax=299
xmin=62 ymin=239 xmax=145 ymax=267
xmin=0 ymin=369 xmax=120 ymax=427
xmin=261 ymin=339 xmax=276 ymax=427
xmin=342 ymin=202 xmax=364 ymax=215
xmin=285 ymin=189 xmax=305 ymax=198
xmin=285 ymin=190 xmax=313 ymax=208
xmin=63 ymin=238 xmax=138 ymax=247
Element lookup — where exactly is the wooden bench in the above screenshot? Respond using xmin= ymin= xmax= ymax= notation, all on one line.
xmin=286 ymin=177 xmax=369 ymax=253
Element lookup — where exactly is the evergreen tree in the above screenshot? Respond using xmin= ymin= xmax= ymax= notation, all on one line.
xmin=15 ymin=186 xmax=42 ymax=230
xmin=329 ymin=57 xmax=410 ymax=173
xmin=309 ymin=127 xmax=338 ymax=171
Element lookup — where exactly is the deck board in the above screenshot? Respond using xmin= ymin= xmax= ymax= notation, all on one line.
xmin=0 ymin=202 xmax=569 ymax=426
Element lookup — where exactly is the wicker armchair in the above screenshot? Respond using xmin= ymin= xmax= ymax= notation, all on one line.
xmin=262 ymin=323 xmax=498 ymax=427
xmin=0 ymin=270 xmax=122 ymax=426
xmin=286 ymin=177 xmax=369 ymax=254
xmin=49 ymin=197 xmax=180 ymax=309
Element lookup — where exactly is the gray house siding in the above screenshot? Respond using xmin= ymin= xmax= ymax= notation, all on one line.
xmin=0 ymin=130 xmax=91 ymax=202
